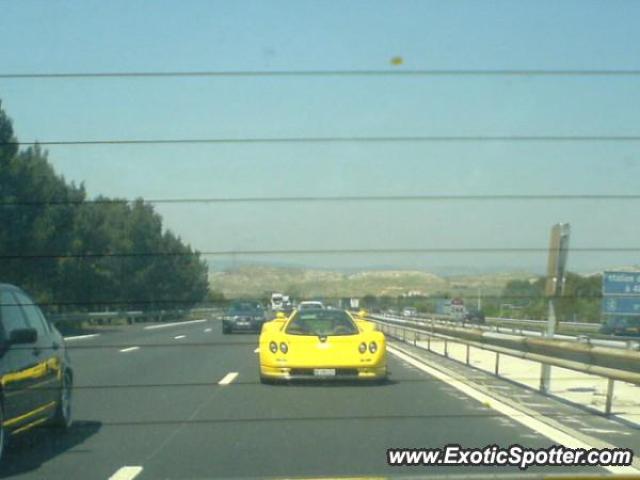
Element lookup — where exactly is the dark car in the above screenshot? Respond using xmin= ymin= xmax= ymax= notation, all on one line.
xmin=599 ymin=316 xmax=640 ymax=336
xmin=222 ymin=301 xmax=266 ymax=334
xmin=464 ymin=309 xmax=486 ymax=325
xmin=0 ymin=284 xmax=73 ymax=462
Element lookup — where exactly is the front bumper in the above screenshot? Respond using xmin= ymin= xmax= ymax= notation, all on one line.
xmin=224 ymin=320 xmax=264 ymax=332
xmin=260 ymin=364 xmax=387 ymax=381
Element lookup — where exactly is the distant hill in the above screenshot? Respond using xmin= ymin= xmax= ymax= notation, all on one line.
xmin=210 ymin=265 xmax=533 ymax=299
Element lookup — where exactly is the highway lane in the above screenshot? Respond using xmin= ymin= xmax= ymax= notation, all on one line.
xmin=2 ymin=320 xmax=616 ymax=479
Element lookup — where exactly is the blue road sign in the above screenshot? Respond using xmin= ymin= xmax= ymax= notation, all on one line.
xmin=602 ymin=271 xmax=640 ymax=295
xmin=602 ymin=296 xmax=640 ymax=316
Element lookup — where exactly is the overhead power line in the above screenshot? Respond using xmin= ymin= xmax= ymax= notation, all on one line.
xmin=2 ymin=69 xmax=640 ymax=79
xmin=1 ymin=247 xmax=638 ymax=260
xmin=4 ymin=135 xmax=640 ymax=147
xmin=2 ymin=193 xmax=640 ymax=207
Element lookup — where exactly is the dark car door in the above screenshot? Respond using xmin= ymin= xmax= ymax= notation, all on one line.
xmin=13 ymin=290 xmax=62 ymax=409
xmin=0 ymin=289 xmax=42 ymax=425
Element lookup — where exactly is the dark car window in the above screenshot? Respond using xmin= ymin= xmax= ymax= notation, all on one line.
xmin=14 ymin=291 xmax=50 ymax=338
xmin=0 ymin=290 xmax=29 ymax=339
xmin=286 ymin=310 xmax=358 ymax=336
xmin=229 ymin=302 xmax=262 ymax=314
xmin=299 ymin=303 xmax=323 ymax=311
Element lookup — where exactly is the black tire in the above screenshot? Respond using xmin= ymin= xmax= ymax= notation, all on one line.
xmin=51 ymin=370 xmax=73 ymax=430
xmin=259 ymin=374 xmax=276 ymax=385
xmin=0 ymin=405 xmax=6 ymax=465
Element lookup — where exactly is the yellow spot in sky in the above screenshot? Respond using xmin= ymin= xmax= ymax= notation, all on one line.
xmin=390 ymin=56 xmax=404 ymax=66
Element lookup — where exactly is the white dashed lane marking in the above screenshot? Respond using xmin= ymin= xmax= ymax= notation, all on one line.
xmin=581 ymin=428 xmax=631 ymax=436
xmin=119 ymin=346 xmax=140 ymax=353
xmin=64 ymin=334 xmax=100 ymax=341
xmin=204 ymin=328 xmax=212 ymax=333
xmin=108 ymin=466 xmax=143 ymax=480
xmin=218 ymin=372 xmax=239 ymax=385
xmin=254 ymin=347 xmax=260 ymax=353
xmin=174 ymin=335 xmax=186 ymax=340
xmin=144 ymin=319 xmax=206 ymax=330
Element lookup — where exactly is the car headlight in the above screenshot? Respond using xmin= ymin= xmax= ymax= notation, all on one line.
xmin=369 ymin=341 xmax=378 ymax=353
xmin=269 ymin=341 xmax=278 ymax=353
xmin=280 ymin=342 xmax=288 ymax=354
xmin=358 ymin=342 xmax=367 ymax=354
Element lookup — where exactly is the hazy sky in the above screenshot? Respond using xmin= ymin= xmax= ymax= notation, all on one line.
xmin=1 ymin=0 xmax=639 ymax=273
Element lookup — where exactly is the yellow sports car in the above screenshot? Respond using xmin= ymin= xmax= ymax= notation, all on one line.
xmin=259 ymin=309 xmax=387 ymax=383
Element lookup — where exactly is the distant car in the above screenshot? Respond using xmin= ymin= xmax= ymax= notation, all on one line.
xmin=222 ymin=301 xmax=266 ymax=334
xmin=599 ymin=316 xmax=640 ymax=336
xmin=0 ymin=283 xmax=73 ymax=462
xmin=258 ymin=309 xmax=387 ymax=383
xmin=297 ymin=301 xmax=324 ymax=311
xmin=464 ymin=309 xmax=486 ymax=324
xmin=402 ymin=307 xmax=418 ymax=317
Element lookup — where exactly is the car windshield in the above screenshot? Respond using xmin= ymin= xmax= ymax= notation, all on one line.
xmin=3 ymin=2 xmax=640 ymax=478
xmin=286 ymin=310 xmax=358 ymax=336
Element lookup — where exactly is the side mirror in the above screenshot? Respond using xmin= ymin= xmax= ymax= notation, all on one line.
xmin=9 ymin=328 xmax=38 ymax=345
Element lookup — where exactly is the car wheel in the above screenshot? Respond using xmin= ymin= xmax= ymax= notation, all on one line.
xmin=52 ymin=371 xmax=73 ymax=430
xmin=0 ymin=405 xmax=6 ymax=464
xmin=260 ymin=375 xmax=275 ymax=385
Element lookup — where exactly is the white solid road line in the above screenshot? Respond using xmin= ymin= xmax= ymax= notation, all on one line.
xmin=174 ymin=335 xmax=186 ymax=340
xmin=387 ymin=345 xmax=640 ymax=476
xmin=218 ymin=372 xmax=239 ymax=385
xmin=119 ymin=346 xmax=140 ymax=353
xmin=108 ymin=466 xmax=143 ymax=480
xmin=63 ymin=333 xmax=100 ymax=341
xmin=144 ymin=319 xmax=206 ymax=330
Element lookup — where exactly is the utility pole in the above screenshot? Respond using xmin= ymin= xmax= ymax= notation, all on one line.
xmin=540 ymin=223 xmax=570 ymax=394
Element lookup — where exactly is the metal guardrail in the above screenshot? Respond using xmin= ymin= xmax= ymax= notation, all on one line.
xmin=382 ymin=311 xmax=599 ymax=331
xmin=379 ymin=313 xmax=635 ymax=349
xmin=49 ymin=307 xmax=223 ymax=325
xmin=366 ymin=314 xmax=640 ymax=416
xmin=485 ymin=315 xmax=599 ymax=331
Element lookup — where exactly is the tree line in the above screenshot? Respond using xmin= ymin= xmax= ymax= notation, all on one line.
xmin=0 ymin=100 xmax=209 ymax=312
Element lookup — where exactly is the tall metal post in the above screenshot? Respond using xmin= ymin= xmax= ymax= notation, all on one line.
xmin=540 ymin=299 xmax=556 ymax=393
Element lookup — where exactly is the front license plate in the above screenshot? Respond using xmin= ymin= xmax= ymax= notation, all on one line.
xmin=314 ymin=369 xmax=336 ymax=377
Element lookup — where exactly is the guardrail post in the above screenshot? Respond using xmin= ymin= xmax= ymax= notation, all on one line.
xmin=605 ymin=379 xmax=615 ymax=416
xmin=427 ymin=335 xmax=431 ymax=351
xmin=495 ymin=353 xmax=500 ymax=376
xmin=444 ymin=339 xmax=449 ymax=358
xmin=413 ymin=331 xmax=417 ymax=346
xmin=465 ymin=344 xmax=470 ymax=365
xmin=539 ymin=363 xmax=551 ymax=394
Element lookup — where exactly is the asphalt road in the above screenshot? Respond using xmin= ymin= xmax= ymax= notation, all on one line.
xmin=0 ymin=319 xmax=625 ymax=479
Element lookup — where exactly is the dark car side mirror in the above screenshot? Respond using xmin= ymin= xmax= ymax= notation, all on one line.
xmin=9 ymin=328 xmax=38 ymax=345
